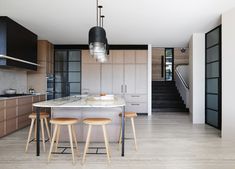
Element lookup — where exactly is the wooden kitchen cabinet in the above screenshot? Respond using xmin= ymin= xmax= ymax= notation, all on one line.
xmin=81 ymin=49 xmax=149 ymax=114
xmin=0 ymin=94 xmax=46 ymax=138
xmin=112 ymin=50 xmax=124 ymax=63
xmin=135 ymin=64 xmax=148 ymax=94
xmin=124 ymin=64 xmax=136 ymax=94
xmin=112 ymin=64 xmax=124 ymax=94
xmin=82 ymin=63 xmax=101 ymax=94
xmin=82 ymin=50 xmax=98 ymax=64
xmin=124 ymin=50 xmax=135 ymax=64
xmin=101 ymin=64 xmax=113 ymax=93
xmin=0 ymin=107 xmax=4 ymax=137
xmin=27 ymin=40 xmax=54 ymax=94
xmin=136 ymin=50 xmax=148 ymax=63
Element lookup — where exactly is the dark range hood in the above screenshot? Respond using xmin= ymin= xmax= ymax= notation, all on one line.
xmin=0 ymin=16 xmax=38 ymax=70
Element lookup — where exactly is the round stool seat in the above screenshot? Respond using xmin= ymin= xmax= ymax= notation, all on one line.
xmin=83 ymin=118 xmax=111 ymax=125
xmin=119 ymin=112 xmax=137 ymax=118
xmin=50 ymin=118 xmax=79 ymax=125
xmin=29 ymin=112 xmax=49 ymax=119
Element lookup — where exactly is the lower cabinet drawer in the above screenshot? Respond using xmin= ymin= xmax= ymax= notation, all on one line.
xmin=18 ymin=105 xmax=32 ymax=116
xmin=125 ymin=94 xmax=147 ymax=102
xmin=0 ymin=121 xmax=4 ymax=137
xmin=33 ymin=96 xmax=40 ymax=103
xmin=6 ymin=107 xmax=17 ymax=120
xmin=18 ymin=114 xmax=30 ymax=129
xmin=6 ymin=118 xmax=16 ymax=134
xmin=0 ymin=109 xmax=4 ymax=122
xmin=126 ymin=102 xmax=147 ymax=113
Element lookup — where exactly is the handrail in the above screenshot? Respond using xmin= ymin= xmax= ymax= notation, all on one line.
xmin=175 ymin=64 xmax=189 ymax=89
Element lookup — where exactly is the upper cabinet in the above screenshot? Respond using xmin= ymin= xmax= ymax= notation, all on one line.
xmin=0 ymin=16 xmax=38 ymax=70
xmin=136 ymin=50 xmax=148 ymax=63
xmin=112 ymin=50 xmax=124 ymax=63
xmin=124 ymin=50 xmax=135 ymax=64
xmin=37 ymin=40 xmax=54 ymax=74
xmin=27 ymin=40 xmax=54 ymax=94
xmin=82 ymin=50 xmax=100 ymax=64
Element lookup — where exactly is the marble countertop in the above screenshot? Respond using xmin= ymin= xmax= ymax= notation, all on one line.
xmin=33 ymin=95 xmax=126 ymax=108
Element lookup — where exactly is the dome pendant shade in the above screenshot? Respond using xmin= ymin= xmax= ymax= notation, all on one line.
xmin=89 ymin=26 xmax=106 ymax=44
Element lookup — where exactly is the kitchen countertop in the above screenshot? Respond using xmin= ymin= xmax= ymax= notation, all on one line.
xmin=0 ymin=93 xmax=45 ymax=100
xmin=33 ymin=95 xmax=126 ymax=108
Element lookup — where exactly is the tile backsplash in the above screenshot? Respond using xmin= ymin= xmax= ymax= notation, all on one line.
xmin=0 ymin=69 xmax=27 ymax=94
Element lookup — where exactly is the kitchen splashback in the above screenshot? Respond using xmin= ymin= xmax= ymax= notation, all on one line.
xmin=0 ymin=69 xmax=27 ymax=94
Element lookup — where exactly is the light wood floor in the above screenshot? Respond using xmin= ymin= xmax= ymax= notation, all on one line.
xmin=1 ymin=112 xmax=235 ymax=169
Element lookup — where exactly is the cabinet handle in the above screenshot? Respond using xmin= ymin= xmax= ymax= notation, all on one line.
xmin=121 ymin=85 xmax=123 ymax=93
xmin=131 ymin=95 xmax=140 ymax=97
xmin=125 ymin=85 xmax=127 ymax=93
xmin=131 ymin=104 xmax=140 ymax=106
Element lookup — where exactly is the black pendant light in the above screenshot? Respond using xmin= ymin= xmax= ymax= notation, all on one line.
xmin=88 ymin=0 xmax=108 ymax=62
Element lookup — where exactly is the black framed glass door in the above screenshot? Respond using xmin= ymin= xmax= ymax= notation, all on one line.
xmin=54 ymin=49 xmax=81 ymax=99
xmin=205 ymin=26 xmax=221 ymax=129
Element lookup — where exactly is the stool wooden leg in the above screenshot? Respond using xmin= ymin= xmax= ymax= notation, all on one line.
xmin=54 ymin=126 xmax=61 ymax=152
xmin=25 ymin=118 xmax=35 ymax=152
xmin=44 ymin=118 xmax=51 ymax=142
xmin=131 ymin=117 xmax=137 ymax=151
xmin=68 ymin=124 xmax=75 ymax=164
xmin=72 ymin=125 xmax=79 ymax=156
xmin=82 ymin=124 xmax=92 ymax=164
xmin=102 ymin=125 xmax=111 ymax=162
xmin=48 ymin=124 xmax=58 ymax=162
xmin=34 ymin=120 xmax=37 ymax=141
xmin=41 ymin=119 xmax=46 ymax=152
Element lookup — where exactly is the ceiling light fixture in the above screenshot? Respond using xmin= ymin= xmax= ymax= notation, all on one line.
xmin=88 ymin=0 xmax=108 ymax=62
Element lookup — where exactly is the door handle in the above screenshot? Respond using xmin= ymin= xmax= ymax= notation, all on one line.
xmin=125 ymin=85 xmax=127 ymax=93
xmin=121 ymin=85 xmax=123 ymax=93
xmin=131 ymin=95 xmax=140 ymax=97
xmin=131 ymin=104 xmax=140 ymax=106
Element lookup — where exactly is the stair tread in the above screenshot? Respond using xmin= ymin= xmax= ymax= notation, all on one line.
xmin=152 ymin=81 xmax=187 ymax=112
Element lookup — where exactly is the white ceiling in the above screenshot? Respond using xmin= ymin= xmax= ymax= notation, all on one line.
xmin=0 ymin=0 xmax=235 ymax=47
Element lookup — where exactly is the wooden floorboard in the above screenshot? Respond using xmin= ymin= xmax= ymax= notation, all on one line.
xmin=0 ymin=112 xmax=235 ymax=169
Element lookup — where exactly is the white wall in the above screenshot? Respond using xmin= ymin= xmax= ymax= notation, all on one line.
xmin=189 ymin=34 xmax=205 ymax=124
xmin=148 ymin=44 xmax=152 ymax=116
xmin=0 ymin=69 xmax=28 ymax=94
xmin=222 ymin=7 xmax=235 ymax=140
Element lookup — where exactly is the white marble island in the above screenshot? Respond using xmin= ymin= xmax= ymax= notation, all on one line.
xmin=33 ymin=95 xmax=126 ymax=156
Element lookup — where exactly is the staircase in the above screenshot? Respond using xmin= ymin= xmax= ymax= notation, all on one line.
xmin=152 ymin=81 xmax=189 ymax=112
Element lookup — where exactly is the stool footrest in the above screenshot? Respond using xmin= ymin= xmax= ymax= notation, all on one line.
xmin=87 ymin=146 xmax=107 ymax=154
xmin=29 ymin=138 xmax=49 ymax=143
xmin=51 ymin=146 xmax=77 ymax=154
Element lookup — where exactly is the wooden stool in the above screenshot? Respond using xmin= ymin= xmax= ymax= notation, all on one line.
xmin=25 ymin=112 xmax=51 ymax=152
xmin=48 ymin=118 xmax=80 ymax=164
xmin=82 ymin=118 xmax=112 ymax=164
xmin=119 ymin=112 xmax=138 ymax=150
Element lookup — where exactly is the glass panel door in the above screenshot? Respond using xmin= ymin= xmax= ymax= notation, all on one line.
xmin=54 ymin=49 xmax=81 ymax=99
xmin=205 ymin=26 xmax=221 ymax=129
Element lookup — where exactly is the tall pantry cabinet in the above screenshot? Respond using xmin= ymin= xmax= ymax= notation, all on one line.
xmin=82 ymin=49 xmax=148 ymax=114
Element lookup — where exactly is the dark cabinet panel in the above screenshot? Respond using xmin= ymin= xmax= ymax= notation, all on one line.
xmin=0 ymin=16 xmax=37 ymax=70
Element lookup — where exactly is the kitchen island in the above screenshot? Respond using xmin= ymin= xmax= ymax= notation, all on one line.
xmin=33 ymin=95 xmax=126 ymax=156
